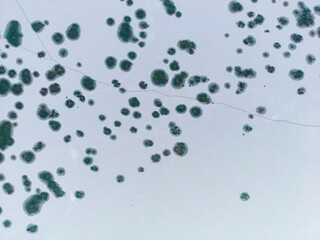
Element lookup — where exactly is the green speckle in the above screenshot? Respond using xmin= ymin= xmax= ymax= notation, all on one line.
xmin=66 ymin=23 xmax=81 ymax=40
xmin=81 ymin=76 xmax=96 ymax=91
xmin=143 ymin=139 xmax=153 ymax=147
xmin=4 ymin=20 xmax=23 ymax=47
xmin=26 ymin=223 xmax=38 ymax=234
xmin=10 ymin=83 xmax=24 ymax=96
xmin=177 ymin=40 xmax=196 ymax=54
xmin=240 ymin=192 xmax=250 ymax=201
xmin=119 ymin=60 xmax=133 ymax=72
xmin=48 ymin=120 xmax=61 ymax=132
xmin=33 ymin=141 xmax=46 ymax=152
xmin=173 ymin=142 xmax=188 ymax=156
xmin=175 ymin=104 xmax=187 ymax=114
xmin=65 ymin=99 xmax=75 ymax=108
xmin=117 ymin=21 xmax=135 ymax=43
xmin=19 ymin=68 xmax=33 ymax=85
xmin=289 ymin=69 xmax=304 ymax=80
xmin=23 ymin=191 xmax=49 ymax=216
xmin=189 ymin=106 xmax=203 ymax=118
xmin=228 ymin=1 xmax=243 ymax=13
xmin=171 ymin=71 xmax=188 ymax=89
xmin=135 ymin=9 xmax=146 ymax=19
xmin=196 ymin=92 xmax=212 ymax=104
xmin=75 ymin=190 xmax=85 ymax=199
xmin=0 ymin=120 xmax=14 ymax=151
xmin=20 ymin=150 xmax=36 ymax=164
xmin=36 ymin=104 xmax=51 ymax=120
xmin=51 ymin=32 xmax=64 ymax=45
xmin=105 ymin=56 xmax=117 ymax=69
xmin=293 ymin=2 xmax=314 ymax=28
xmin=243 ymin=124 xmax=253 ymax=133
xmin=2 ymin=182 xmax=14 ymax=194
xmin=151 ymin=69 xmax=169 ymax=87
xmin=38 ymin=171 xmax=65 ymax=198
xmin=169 ymin=60 xmax=180 ymax=71
xmin=160 ymin=0 xmax=177 ymax=16
xmin=116 ymin=175 xmax=125 ymax=183
xmin=128 ymin=97 xmax=140 ymax=107
xmin=56 ymin=167 xmax=65 ymax=176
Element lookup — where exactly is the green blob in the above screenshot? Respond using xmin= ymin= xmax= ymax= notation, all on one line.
xmin=208 ymin=82 xmax=220 ymax=94
xmin=293 ymin=2 xmax=314 ymax=28
xmin=0 ymin=120 xmax=14 ymax=151
xmin=289 ymin=69 xmax=304 ymax=80
xmin=75 ymin=190 xmax=85 ymax=199
xmin=56 ymin=167 xmax=65 ymax=176
xmin=177 ymin=40 xmax=196 ymax=54
xmin=117 ymin=22 xmax=135 ymax=43
xmin=19 ymin=68 xmax=33 ymax=85
xmin=65 ymin=99 xmax=75 ymax=108
xmin=105 ymin=56 xmax=117 ymax=69
xmin=0 ymin=152 xmax=4 ymax=164
xmin=10 ymin=83 xmax=24 ymax=96
xmin=143 ymin=139 xmax=153 ymax=147
xmin=20 ymin=150 xmax=36 ymax=164
xmin=189 ymin=106 xmax=203 ymax=118
xmin=31 ymin=21 xmax=45 ymax=33
xmin=51 ymin=32 xmax=64 ymax=45
xmin=58 ymin=48 xmax=68 ymax=58
xmin=2 ymin=182 xmax=14 ymax=194
xmin=228 ymin=1 xmax=243 ymax=13
xmin=169 ymin=60 xmax=180 ymax=71
xmin=38 ymin=171 xmax=65 ymax=198
xmin=119 ymin=60 xmax=133 ymax=72
xmin=3 ymin=219 xmax=12 ymax=228
xmin=171 ymin=71 xmax=188 ymax=89
xmin=169 ymin=123 xmax=182 ymax=136
xmin=32 ymin=141 xmax=46 ymax=152
xmin=243 ymin=124 xmax=253 ymax=133
xmin=22 ymin=175 xmax=32 ymax=192
xmin=127 ymin=51 xmax=137 ymax=60
xmin=76 ymin=130 xmax=84 ymax=137
xmin=196 ymin=92 xmax=212 ymax=104
xmin=240 ymin=192 xmax=250 ymax=201
xmin=151 ymin=69 xmax=169 ymax=87
xmin=128 ymin=97 xmax=140 ymax=108
xmin=132 ymin=111 xmax=142 ymax=119
xmin=49 ymin=83 xmax=61 ymax=95
xmin=0 ymin=78 xmax=11 ymax=96
xmin=36 ymin=104 xmax=51 ymax=120
xmin=173 ymin=142 xmax=188 ymax=156
xmin=106 ymin=18 xmax=115 ymax=26
xmin=234 ymin=66 xmax=256 ymax=79
xmin=160 ymin=0 xmax=177 ymax=15
xmin=23 ymin=191 xmax=49 ymax=216
xmin=26 ymin=223 xmax=38 ymax=234
xmin=167 ymin=48 xmax=176 ymax=55
xmin=4 ymin=20 xmax=23 ymax=47
xmin=66 ymin=23 xmax=81 ymax=40
xmin=48 ymin=120 xmax=61 ymax=131
xmin=135 ymin=9 xmax=146 ymax=19
xmin=116 ymin=175 xmax=125 ymax=183
xmin=151 ymin=153 xmax=161 ymax=163
xmin=64 ymin=135 xmax=71 ymax=143
xmin=81 ymin=76 xmax=96 ymax=91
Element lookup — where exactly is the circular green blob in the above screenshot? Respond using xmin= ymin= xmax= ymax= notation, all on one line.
xmin=105 ymin=56 xmax=117 ymax=69
xmin=173 ymin=142 xmax=188 ymax=156
xmin=289 ymin=69 xmax=304 ymax=80
xmin=36 ymin=104 xmax=51 ymax=120
xmin=128 ymin=97 xmax=140 ymax=107
xmin=208 ymin=82 xmax=220 ymax=94
xmin=143 ymin=139 xmax=153 ymax=147
xmin=152 ymin=111 xmax=160 ymax=118
xmin=7 ymin=111 xmax=17 ymax=120
xmin=151 ymin=69 xmax=169 ymax=87
xmin=240 ymin=192 xmax=250 ymax=201
xmin=106 ymin=18 xmax=115 ymax=26
xmin=20 ymin=151 xmax=36 ymax=164
xmin=75 ymin=190 xmax=85 ymax=199
xmin=49 ymin=83 xmax=61 ymax=95
xmin=243 ymin=124 xmax=253 ymax=133
xmin=2 ymin=182 xmax=15 ymax=194
xmin=0 ymin=78 xmax=11 ymax=96
xmin=119 ymin=60 xmax=133 ymax=72
xmin=127 ymin=51 xmax=137 ymax=60
xmin=65 ymin=99 xmax=75 ymax=108
xmin=76 ymin=130 xmax=84 ymax=137
xmin=58 ymin=48 xmax=68 ymax=58
xmin=19 ymin=68 xmax=33 ymax=85
xmin=66 ymin=23 xmax=81 ymax=40
xmin=135 ymin=9 xmax=146 ymax=19
xmin=117 ymin=22 xmax=134 ymax=43
xmin=56 ymin=167 xmax=65 ymax=176
xmin=175 ymin=104 xmax=187 ymax=114
xmin=189 ymin=106 xmax=203 ymax=118
xmin=31 ymin=21 xmax=45 ymax=33
xmin=116 ymin=175 xmax=125 ymax=183
xmin=3 ymin=219 xmax=12 ymax=228
xmin=51 ymin=32 xmax=64 ymax=45
xmin=48 ymin=120 xmax=61 ymax=131
xmin=121 ymin=108 xmax=130 ymax=116
xmin=169 ymin=60 xmax=180 ymax=71
xmin=10 ymin=83 xmax=24 ymax=96
xmin=81 ymin=76 xmax=96 ymax=91
xmin=167 ymin=48 xmax=176 ymax=55
xmin=196 ymin=92 xmax=212 ymax=104
xmin=4 ymin=20 xmax=23 ymax=47
xmin=151 ymin=154 xmax=161 ymax=163
xmin=26 ymin=223 xmax=38 ymax=234
xmin=132 ymin=111 xmax=142 ymax=119
xmin=83 ymin=156 xmax=93 ymax=165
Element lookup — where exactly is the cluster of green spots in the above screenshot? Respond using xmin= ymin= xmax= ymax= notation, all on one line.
xmin=0 ymin=120 xmax=14 ymax=151
xmin=3 ymin=219 xmax=12 ymax=228
xmin=56 ymin=167 xmax=66 ymax=176
xmin=160 ymin=0 xmax=181 ymax=17
xmin=20 ymin=150 xmax=36 ymax=164
xmin=76 ymin=130 xmax=84 ymax=137
xmin=117 ymin=19 xmax=136 ymax=43
xmin=143 ymin=139 xmax=154 ymax=147
xmin=171 ymin=71 xmax=188 ymax=89
xmin=58 ymin=48 xmax=68 ymax=58
xmin=4 ymin=20 xmax=23 ymax=47
xmin=169 ymin=122 xmax=182 ymax=136
xmin=265 ymin=65 xmax=275 ymax=73
xmin=234 ymin=66 xmax=256 ymax=79
xmin=151 ymin=69 xmax=169 ymax=87
xmin=243 ymin=35 xmax=256 ymax=46
xmin=81 ymin=75 xmax=96 ymax=91
xmin=173 ymin=142 xmax=188 ymax=156
xmin=169 ymin=60 xmax=180 ymax=71
xmin=2 ymin=182 xmax=15 ymax=194
xmin=188 ymin=75 xmax=209 ymax=87
xmin=236 ymin=81 xmax=247 ymax=95
xmin=177 ymin=40 xmax=196 ymax=55
xmin=66 ymin=23 xmax=81 ymax=40
xmin=293 ymin=2 xmax=314 ymax=28
xmin=22 ymin=175 xmax=32 ymax=192
xmin=45 ymin=64 xmax=65 ymax=81
xmin=31 ymin=21 xmax=45 ymax=33
xmin=208 ymin=82 xmax=220 ymax=94
xmin=38 ymin=171 xmax=65 ymax=198
xmin=290 ymin=33 xmax=303 ymax=43
xmin=23 ymin=191 xmax=49 ymax=216
xmin=289 ymin=69 xmax=304 ymax=80
xmin=75 ymin=191 xmax=85 ymax=199
xmin=228 ymin=1 xmax=243 ymax=13
xmin=305 ymin=54 xmax=316 ymax=65
xmin=240 ymin=192 xmax=250 ymax=201
xmin=73 ymin=90 xmax=86 ymax=102
xmin=119 ymin=59 xmax=133 ymax=72
xmin=26 ymin=223 xmax=38 ymax=234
